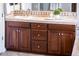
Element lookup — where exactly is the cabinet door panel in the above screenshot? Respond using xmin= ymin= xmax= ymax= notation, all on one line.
xmin=19 ymin=28 xmax=30 ymax=51
xmin=48 ymin=31 xmax=61 ymax=55
xmin=61 ymin=31 xmax=75 ymax=55
xmin=31 ymin=30 xmax=47 ymax=41
xmin=6 ymin=27 xmax=18 ymax=50
xmin=32 ymin=41 xmax=47 ymax=53
xmin=31 ymin=23 xmax=47 ymax=30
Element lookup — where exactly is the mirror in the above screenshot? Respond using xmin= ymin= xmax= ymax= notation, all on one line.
xmin=6 ymin=3 xmax=77 ymax=14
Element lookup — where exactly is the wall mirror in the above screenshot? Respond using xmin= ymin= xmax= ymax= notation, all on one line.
xmin=6 ymin=3 xmax=77 ymax=14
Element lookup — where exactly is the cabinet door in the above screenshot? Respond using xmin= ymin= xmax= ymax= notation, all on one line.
xmin=48 ymin=30 xmax=61 ymax=55
xmin=6 ymin=27 xmax=18 ymax=50
xmin=19 ymin=28 xmax=30 ymax=51
xmin=61 ymin=31 xmax=75 ymax=55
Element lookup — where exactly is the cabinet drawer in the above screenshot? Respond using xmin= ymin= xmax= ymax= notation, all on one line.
xmin=48 ymin=24 xmax=75 ymax=31
xmin=31 ymin=30 xmax=47 ymax=41
xmin=31 ymin=23 xmax=47 ymax=30
xmin=6 ymin=21 xmax=30 ymax=28
xmin=32 ymin=41 xmax=47 ymax=53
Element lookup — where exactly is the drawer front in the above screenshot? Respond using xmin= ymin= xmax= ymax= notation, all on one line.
xmin=6 ymin=21 xmax=30 ymax=28
xmin=31 ymin=23 xmax=47 ymax=30
xmin=32 ymin=41 xmax=47 ymax=53
xmin=31 ymin=30 xmax=47 ymax=41
xmin=48 ymin=24 xmax=75 ymax=31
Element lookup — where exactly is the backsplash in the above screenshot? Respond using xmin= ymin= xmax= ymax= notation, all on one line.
xmin=9 ymin=10 xmax=77 ymax=17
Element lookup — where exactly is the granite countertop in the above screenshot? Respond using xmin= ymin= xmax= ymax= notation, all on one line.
xmin=5 ymin=15 xmax=78 ymax=25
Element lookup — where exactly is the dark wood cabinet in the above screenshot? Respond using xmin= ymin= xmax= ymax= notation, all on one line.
xmin=48 ymin=31 xmax=61 ymax=55
xmin=5 ymin=21 xmax=30 ymax=51
xmin=6 ymin=27 xmax=18 ymax=50
xmin=18 ymin=28 xmax=30 ymax=51
xmin=48 ymin=24 xmax=75 ymax=55
xmin=31 ymin=29 xmax=47 ymax=41
xmin=32 ymin=41 xmax=47 ymax=53
xmin=31 ymin=23 xmax=47 ymax=30
xmin=31 ymin=23 xmax=47 ymax=53
xmin=5 ymin=21 xmax=75 ymax=56
xmin=48 ymin=30 xmax=75 ymax=55
xmin=61 ymin=31 xmax=75 ymax=55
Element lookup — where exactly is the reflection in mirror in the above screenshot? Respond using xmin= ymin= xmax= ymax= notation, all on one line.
xmin=32 ymin=3 xmax=50 ymax=11
xmin=6 ymin=3 xmax=77 ymax=15
xmin=32 ymin=3 xmax=39 ymax=11
xmin=6 ymin=3 xmax=21 ymax=14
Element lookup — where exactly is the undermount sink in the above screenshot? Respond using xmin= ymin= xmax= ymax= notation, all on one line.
xmin=26 ymin=16 xmax=39 ymax=20
xmin=46 ymin=17 xmax=63 ymax=20
xmin=14 ymin=16 xmax=39 ymax=20
xmin=14 ymin=16 xmax=28 ymax=19
xmin=46 ymin=16 xmax=76 ymax=21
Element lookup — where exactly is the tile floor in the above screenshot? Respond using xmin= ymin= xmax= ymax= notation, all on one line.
xmin=0 ymin=51 xmax=45 ymax=56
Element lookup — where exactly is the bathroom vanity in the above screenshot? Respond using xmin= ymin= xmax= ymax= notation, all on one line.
xmin=5 ymin=16 xmax=76 ymax=56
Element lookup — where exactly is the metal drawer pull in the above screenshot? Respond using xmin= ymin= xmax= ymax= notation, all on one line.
xmin=37 ymin=45 xmax=40 ymax=48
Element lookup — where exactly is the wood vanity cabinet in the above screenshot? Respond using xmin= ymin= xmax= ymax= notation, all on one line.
xmin=5 ymin=21 xmax=31 ymax=51
xmin=48 ymin=24 xmax=75 ymax=55
xmin=5 ymin=21 xmax=75 ymax=56
xmin=31 ymin=23 xmax=47 ymax=53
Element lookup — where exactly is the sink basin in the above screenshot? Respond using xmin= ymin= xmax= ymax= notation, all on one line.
xmin=14 ymin=16 xmax=39 ymax=20
xmin=26 ymin=16 xmax=37 ymax=19
xmin=46 ymin=16 xmax=76 ymax=21
xmin=14 ymin=16 xmax=26 ymax=19
xmin=46 ymin=16 xmax=67 ymax=20
xmin=47 ymin=17 xmax=63 ymax=20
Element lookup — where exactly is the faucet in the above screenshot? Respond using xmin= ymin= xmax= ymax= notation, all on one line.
xmin=27 ymin=9 xmax=31 ymax=16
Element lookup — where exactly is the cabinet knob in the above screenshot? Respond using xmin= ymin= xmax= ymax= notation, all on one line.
xmin=37 ymin=25 xmax=40 ymax=28
xmin=59 ymin=33 xmax=61 ymax=35
xmin=18 ymin=30 xmax=20 ymax=32
xmin=37 ymin=45 xmax=40 ymax=48
xmin=16 ymin=30 xmax=18 ymax=32
xmin=61 ymin=33 xmax=63 ymax=35
xmin=37 ymin=34 xmax=40 ymax=37
xmin=16 ymin=29 xmax=20 ymax=32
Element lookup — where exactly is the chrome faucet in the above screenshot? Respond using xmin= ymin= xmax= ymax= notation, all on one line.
xmin=27 ymin=9 xmax=31 ymax=16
